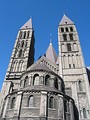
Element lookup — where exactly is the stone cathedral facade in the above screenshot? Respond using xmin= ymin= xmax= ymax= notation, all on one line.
xmin=0 ymin=15 xmax=90 ymax=120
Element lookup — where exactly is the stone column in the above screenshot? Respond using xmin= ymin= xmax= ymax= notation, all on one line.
xmin=29 ymin=75 xmax=32 ymax=85
xmin=50 ymin=78 xmax=54 ymax=87
xmin=40 ymin=91 xmax=47 ymax=120
xmin=58 ymin=94 xmax=64 ymax=120
xmin=40 ymin=76 xmax=44 ymax=85
xmin=14 ymin=91 xmax=22 ymax=118
xmin=58 ymin=81 xmax=61 ymax=91
xmin=69 ymin=100 xmax=75 ymax=120
xmin=2 ymin=96 xmax=10 ymax=118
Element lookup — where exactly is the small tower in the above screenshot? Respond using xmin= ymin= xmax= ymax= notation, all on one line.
xmin=58 ymin=15 xmax=90 ymax=119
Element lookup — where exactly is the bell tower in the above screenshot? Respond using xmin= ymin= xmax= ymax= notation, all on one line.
xmin=0 ymin=19 xmax=35 ymax=115
xmin=6 ymin=18 xmax=35 ymax=79
xmin=58 ymin=15 xmax=90 ymax=119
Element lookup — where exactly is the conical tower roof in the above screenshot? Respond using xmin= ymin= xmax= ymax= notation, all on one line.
xmin=20 ymin=18 xmax=32 ymax=29
xmin=45 ymin=42 xmax=57 ymax=63
xmin=59 ymin=15 xmax=74 ymax=25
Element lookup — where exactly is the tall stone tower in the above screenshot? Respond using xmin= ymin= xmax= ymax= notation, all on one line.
xmin=58 ymin=15 xmax=90 ymax=119
xmin=6 ymin=18 xmax=34 ymax=78
xmin=0 ymin=18 xmax=35 ymax=116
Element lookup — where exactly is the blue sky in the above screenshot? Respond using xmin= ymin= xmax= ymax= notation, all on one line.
xmin=0 ymin=0 xmax=90 ymax=90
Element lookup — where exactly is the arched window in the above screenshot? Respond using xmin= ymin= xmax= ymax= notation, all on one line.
xmin=21 ymin=41 xmax=24 ymax=47
xmin=78 ymin=80 xmax=83 ymax=91
xmin=69 ymin=34 xmax=73 ymax=41
xmin=61 ymin=27 xmax=64 ymax=32
xmin=18 ymin=49 xmax=22 ymax=57
xmin=54 ymin=78 xmax=58 ymax=89
xmin=49 ymin=96 xmax=54 ymax=108
xmin=63 ymin=34 xmax=67 ymax=41
xmin=13 ymin=60 xmax=18 ymax=72
xmin=28 ymin=95 xmax=34 ymax=107
xmin=23 ymin=31 xmax=26 ymax=39
xmin=83 ymin=108 xmax=87 ymax=118
xmin=66 ymin=27 xmax=69 ymax=32
xmin=33 ymin=74 xmax=39 ymax=85
xmin=18 ymin=61 xmax=23 ymax=71
xmin=11 ymin=97 xmax=16 ymax=109
xmin=64 ymin=100 xmax=69 ymax=113
xmin=20 ymin=80 xmax=23 ymax=87
xmin=67 ymin=43 xmax=71 ymax=51
xmin=24 ymin=76 xmax=28 ymax=87
xmin=19 ymin=31 xmax=23 ymax=39
xmin=18 ymin=42 xmax=20 ymax=48
xmin=70 ymin=27 xmax=73 ymax=32
xmin=27 ymin=31 xmax=30 ymax=38
xmin=25 ymin=41 xmax=28 ymax=47
xmin=45 ymin=75 xmax=50 ymax=86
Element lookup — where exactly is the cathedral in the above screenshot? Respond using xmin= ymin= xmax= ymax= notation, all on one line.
xmin=0 ymin=15 xmax=90 ymax=120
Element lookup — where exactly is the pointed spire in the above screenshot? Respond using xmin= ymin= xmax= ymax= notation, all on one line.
xmin=50 ymin=34 xmax=52 ymax=43
xmin=20 ymin=18 xmax=33 ymax=29
xmin=59 ymin=15 xmax=74 ymax=25
xmin=45 ymin=42 xmax=57 ymax=63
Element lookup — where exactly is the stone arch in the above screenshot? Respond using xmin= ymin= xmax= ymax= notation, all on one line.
xmin=18 ymin=60 xmax=24 ymax=71
xmin=21 ymin=41 xmax=24 ymax=47
xmin=45 ymin=74 xmax=50 ymax=86
xmin=23 ymin=31 xmax=26 ymax=39
xmin=19 ymin=31 xmax=23 ymax=39
xmin=24 ymin=76 xmax=29 ymax=87
xmin=18 ymin=49 xmax=22 ymax=57
xmin=54 ymin=77 xmax=58 ymax=89
xmin=11 ymin=97 xmax=16 ymax=109
xmin=83 ymin=108 xmax=87 ymax=118
xmin=78 ymin=80 xmax=83 ymax=91
xmin=27 ymin=31 xmax=30 ymax=38
xmin=28 ymin=95 xmax=34 ymax=107
xmin=49 ymin=96 xmax=54 ymax=108
xmin=33 ymin=74 xmax=39 ymax=85
xmin=13 ymin=60 xmax=18 ymax=72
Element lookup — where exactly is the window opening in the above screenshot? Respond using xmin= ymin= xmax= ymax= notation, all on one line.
xmin=11 ymin=97 xmax=16 ymax=109
xmin=78 ymin=80 xmax=83 ymax=91
xmin=61 ymin=28 xmax=64 ymax=32
xmin=67 ymin=43 xmax=71 ymax=51
xmin=83 ymin=108 xmax=87 ymax=118
xmin=49 ymin=97 xmax=54 ymax=108
xmin=28 ymin=95 xmax=34 ymax=107
xmin=70 ymin=27 xmax=73 ymax=32
xmin=45 ymin=75 xmax=50 ymax=86
xmin=33 ymin=74 xmax=39 ymax=85
xmin=63 ymin=34 xmax=67 ymax=41
xmin=66 ymin=27 xmax=69 ymax=32
xmin=69 ymin=34 xmax=73 ymax=40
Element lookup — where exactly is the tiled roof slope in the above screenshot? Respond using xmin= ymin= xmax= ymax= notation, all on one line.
xmin=45 ymin=42 xmax=57 ymax=63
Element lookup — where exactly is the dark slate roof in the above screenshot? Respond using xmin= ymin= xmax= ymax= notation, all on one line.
xmin=30 ymin=62 xmax=52 ymax=72
xmin=59 ymin=15 xmax=74 ymax=25
xmin=20 ymin=18 xmax=32 ymax=29
xmin=45 ymin=42 xmax=57 ymax=63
